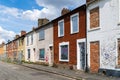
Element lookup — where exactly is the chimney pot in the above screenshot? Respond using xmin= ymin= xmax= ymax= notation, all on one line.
xmin=21 ymin=30 xmax=26 ymax=36
xmin=61 ymin=8 xmax=70 ymax=15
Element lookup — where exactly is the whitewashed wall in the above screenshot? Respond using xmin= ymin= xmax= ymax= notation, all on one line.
xmin=87 ymin=0 xmax=120 ymax=70
xmin=25 ymin=31 xmax=37 ymax=62
xmin=36 ymin=23 xmax=53 ymax=66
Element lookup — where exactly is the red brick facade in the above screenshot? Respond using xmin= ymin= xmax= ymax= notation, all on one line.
xmin=6 ymin=39 xmax=18 ymax=60
xmin=90 ymin=41 xmax=100 ymax=73
xmin=90 ymin=7 xmax=99 ymax=29
xmin=6 ymin=41 xmax=13 ymax=59
xmin=53 ymin=5 xmax=86 ymax=67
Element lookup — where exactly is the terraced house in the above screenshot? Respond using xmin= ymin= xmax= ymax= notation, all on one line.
xmin=35 ymin=19 xmax=53 ymax=66
xmin=17 ymin=31 xmax=26 ymax=61
xmin=25 ymin=28 xmax=37 ymax=62
xmin=6 ymin=41 xmax=13 ymax=60
xmin=86 ymin=0 xmax=120 ymax=76
xmin=53 ymin=4 xmax=86 ymax=70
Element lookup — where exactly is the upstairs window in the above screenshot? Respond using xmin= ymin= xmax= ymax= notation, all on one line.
xmin=90 ymin=7 xmax=99 ymax=29
xmin=58 ymin=20 xmax=64 ymax=37
xmin=39 ymin=29 xmax=45 ymax=40
xmin=71 ymin=13 xmax=79 ymax=34
xmin=31 ymin=34 xmax=33 ymax=44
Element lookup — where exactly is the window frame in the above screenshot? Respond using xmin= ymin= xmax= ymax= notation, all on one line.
xmin=39 ymin=29 xmax=45 ymax=40
xmin=39 ymin=48 xmax=45 ymax=60
xmin=89 ymin=6 xmax=100 ymax=30
xmin=31 ymin=34 xmax=33 ymax=45
xmin=59 ymin=42 xmax=69 ymax=62
xmin=28 ymin=49 xmax=30 ymax=59
xmin=58 ymin=19 xmax=64 ymax=37
xmin=70 ymin=13 xmax=79 ymax=34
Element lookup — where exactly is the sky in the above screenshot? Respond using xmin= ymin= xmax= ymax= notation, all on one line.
xmin=0 ymin=0 xmax=86 ymax=44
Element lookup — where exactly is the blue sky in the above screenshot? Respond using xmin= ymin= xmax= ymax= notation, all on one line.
xmin=0 ymin=0 xmax=86 ymax=43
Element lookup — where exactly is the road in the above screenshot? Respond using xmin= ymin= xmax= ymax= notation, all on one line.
xmin=0 ymin=61 xmax=74 ymax=80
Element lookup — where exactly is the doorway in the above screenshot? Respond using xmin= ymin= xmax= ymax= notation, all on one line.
xmin=77 ymin=39 xmax=86 ymax=70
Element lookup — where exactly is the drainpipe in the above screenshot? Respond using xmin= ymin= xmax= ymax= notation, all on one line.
xmin=85 ymin=4 xmax=89 ymax=73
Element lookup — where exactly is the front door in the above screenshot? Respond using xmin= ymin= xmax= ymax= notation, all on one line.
xmin=77 ymin=39 xmax=86 ymax=70
xmin=79 ymin=42 xmax=85 ymax=70
xmin=90 ymin=41 xmax=100 ymax=73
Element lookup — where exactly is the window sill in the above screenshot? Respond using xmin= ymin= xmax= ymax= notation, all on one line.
xmin=88 ymin=27 xmax=100 ymax=32
xmin=59 ymin=60 xmax=69 ymax=62
xmin=39 ymin=39 xmax=45 ymax=41
xmin=38 ymin=59 xmax=45 ymax=62
xmin=71 ymin=31 xmax=79 ymax=35
xmin=39 ymin=58 xmax=45 ymax=60
xmin=58 ymin=35 xmax=64 ymax=38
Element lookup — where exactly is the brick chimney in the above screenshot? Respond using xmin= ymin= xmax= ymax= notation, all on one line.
xmin=38 ymin=18 xmax=49 ymax=27
xmin=21 ymin=30 xmax=26 ymax=36
xmin=32 ymin=27 xmax=35 ymax=31
xmin=61 ymin=8 xmax=70 ymax=15
xmin=15 ymin=35 xmax=20 ymax=39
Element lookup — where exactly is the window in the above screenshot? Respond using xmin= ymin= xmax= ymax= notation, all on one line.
xmin=58 ymin=20 xmax=64 ymax=37
xmin=71 ymin=13 xmax=79 ymax=34
xmin=39 ymin=49 xmax=45 ymax=60
xmin=27 ymin=36 xmax=29 ymax=46
xmin=59 ymin=42 xmax=69 ymax=62
xmin=39 ymin=29 xmax=45 ymax=40
xmin=28 ymin=49 xmax=30 ymax=59
xmin=31 ymin=34 xmax=33 ymax=44
xmin=90 ymin=7 xmax=99 ymax=29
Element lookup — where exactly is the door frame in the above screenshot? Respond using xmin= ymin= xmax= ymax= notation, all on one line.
xmin=77 ymin=38 xmax=86 ymax=70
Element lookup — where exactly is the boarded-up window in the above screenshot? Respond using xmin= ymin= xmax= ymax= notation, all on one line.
xmin=118 ymin=39 xmax=120 ymax=65
xmin=90 ymin=7 xmax=99 ymax=29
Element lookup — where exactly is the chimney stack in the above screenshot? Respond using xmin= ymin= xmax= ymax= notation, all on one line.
xmin=15 ymin=35 xmax=20 ymax=39
xmin=21 ymin=30 xmax=26 ymax=36
xmin=61 ymin=8 xmax=70 ymax=15
xmin=38 ymin=18 xmax=49 ymax=27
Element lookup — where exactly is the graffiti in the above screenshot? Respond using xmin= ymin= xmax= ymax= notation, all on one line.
xmin=101 ymin=37 xmax=116 ymax=68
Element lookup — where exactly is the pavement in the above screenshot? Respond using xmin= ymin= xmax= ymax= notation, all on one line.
xmin=21 ymin=62 xmax=120 ymax=80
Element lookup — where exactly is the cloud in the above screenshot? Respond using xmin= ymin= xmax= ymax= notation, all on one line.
xmin=0 ymin=0 xmax=86 ymax=43
xmin=35 ymin=0 xmax=86 ymax=20
xmin=0 ymin=5 xmax=22 ymax=18
xmin=0 ymin=26 xmax=16 ymax=44
xmin=0 ymin=0 xmax=86 ymax=21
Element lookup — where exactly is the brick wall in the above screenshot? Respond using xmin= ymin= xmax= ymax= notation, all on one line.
xmin=90 ymin=7 xmax=99 ymax=29
xmin=53 ymin=5 xmax=86 ymax=67
xmin=90 ymin=41 xmax=100 ymax=73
